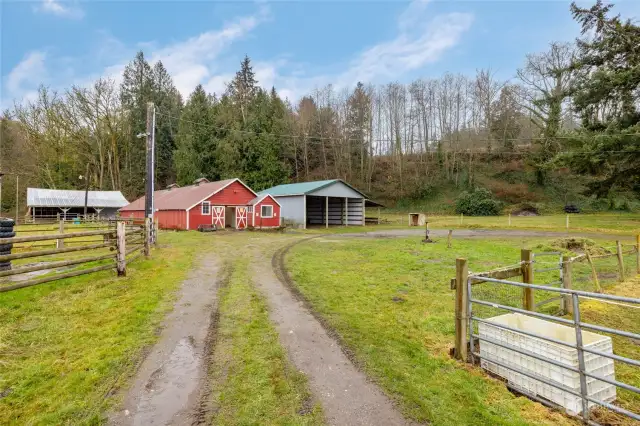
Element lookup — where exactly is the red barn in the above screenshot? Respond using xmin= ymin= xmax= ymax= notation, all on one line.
xmin=248 ymin=194 xmax=282 ymax=229
xmin=119 ymin=178 xmax=280 ymax=230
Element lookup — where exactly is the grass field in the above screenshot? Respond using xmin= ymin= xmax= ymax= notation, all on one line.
xmin=0 ymin=232 xmax=195 ymax=425
xmin=286 ymin=234 xmax=639 ymax=425
xmin=207 ymin=255 xmax=323 ymax=425
xmin=379 ymin=212 xmax=640 ymax=235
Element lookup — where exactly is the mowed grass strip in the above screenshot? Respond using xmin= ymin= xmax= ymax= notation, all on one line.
xmin=208 ymin=256 xmax=323 ymax=426
xmin=0 ymin=232 xmax=198 ymax=425
xmin=287 ymin=237 xmax=578 ymax=426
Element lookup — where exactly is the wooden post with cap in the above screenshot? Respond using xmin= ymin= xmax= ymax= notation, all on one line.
xmin=454 ymin=258 xmax=469 ymax=360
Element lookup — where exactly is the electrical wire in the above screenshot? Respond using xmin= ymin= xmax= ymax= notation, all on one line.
xmin=155 ymin=110 xmax=640 ymax=155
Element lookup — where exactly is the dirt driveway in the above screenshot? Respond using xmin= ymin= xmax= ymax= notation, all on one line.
xmin=341 ymin=228 xmax=634 ymax=240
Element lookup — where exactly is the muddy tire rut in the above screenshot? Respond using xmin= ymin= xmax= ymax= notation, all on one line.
xmin=253 ymin=237 xmax=414 ymax=426
xmin=109 ymin=253 xmax=227 ymax=426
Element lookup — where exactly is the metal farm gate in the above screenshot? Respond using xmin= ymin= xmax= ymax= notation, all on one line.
xmin=457 ymin=261 xmax=640 ymax=424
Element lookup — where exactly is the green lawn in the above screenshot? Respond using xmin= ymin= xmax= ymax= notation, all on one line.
xmin=379 ymin=212 xmax=640 ymax=235
xmin=286 ymin=235 xmax=639 ymax=425
xmin=207 ymin=254 xmax=323 ymax=425
xmin=0 ymin=232 xmax=196 ymax=425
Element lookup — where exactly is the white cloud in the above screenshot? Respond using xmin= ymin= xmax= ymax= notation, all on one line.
xmin=150 ymin=5 xmax=270 ymax=97
xmin=5 ymin=51 xmax=47 ymax=101
xmin=35 ymin=0 xmax=84 ymax=19
xmin=3 ymin=1 xmax=472 ymax=109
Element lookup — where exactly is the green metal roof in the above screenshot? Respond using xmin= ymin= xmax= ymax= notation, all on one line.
xmin=258 ymin=180 xmax=338 ymax=196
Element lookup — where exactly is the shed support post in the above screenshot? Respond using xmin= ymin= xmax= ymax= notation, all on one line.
xmin=325 ymin=196 xmax=329 ymax=228
xmin=344 ymin=197 xmax=348 ymax=226
xmin=521 ymin=249 xmax=534 ymax=311
xmin=454 ymin=258 xmax=469 ymax=361
xmin=362 ymin=200 xmax=365 ymax=226
xmin=378 ymin=207 xmax=380 ymax=225
xmin=636 ymin=234 xmax=640 ymax=275
xmin=116 ymin=221 xmax=126 ymax=276
xmin=303 ymin=195 xmax=307 ymax=229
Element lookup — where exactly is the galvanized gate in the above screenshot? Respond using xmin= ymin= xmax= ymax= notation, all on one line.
xmin=465 ymin=273 xmax=640 ymax=424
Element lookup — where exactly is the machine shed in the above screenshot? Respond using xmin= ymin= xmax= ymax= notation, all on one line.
xmin=259 ymin=179 xmax=369 ymax=229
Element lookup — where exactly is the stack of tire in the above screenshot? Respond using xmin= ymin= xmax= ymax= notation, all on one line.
xmin=0 ymin=218 xmax=15 ymax=272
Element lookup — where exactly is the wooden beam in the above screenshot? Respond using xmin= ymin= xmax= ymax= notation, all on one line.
xmin=0 ymin=253 xmax=115 ymax=278
xmin=562 ymin=255 xmax=573 ymax=316
xmin=0 ymin=263 xmax=114 ymax=293
xmin=521 ymin=249 xmax=534 ymax=311
xmin=0 ymin=229 xmax=114 ymax=244
xmin=585 ymin=248 xmax=602 ymax=292
xmin=0 ymin=242 xmax=112 ymax=262
xmin=450 ymin=266 xmax=522 ymax=290
xmin=117 ymin=221 xmax=126 ymax=276
xmin=616 ymin=240 xmax=625 ymax=282
xmin=454 ymin=258 xmax=469 ymax=361
xmin=325 ymin=196 xmax=328 ymax=229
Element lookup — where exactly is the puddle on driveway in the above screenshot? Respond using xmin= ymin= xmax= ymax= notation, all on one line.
xmin=132 ymin=337 xmax=200 ymax=425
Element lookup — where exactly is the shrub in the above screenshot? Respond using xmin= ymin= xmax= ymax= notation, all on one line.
xmin=455 ymin=188 xmax=502 ymax=216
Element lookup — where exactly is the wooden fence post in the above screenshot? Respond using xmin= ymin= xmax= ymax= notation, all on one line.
xmin=116 ymin=221 xmax=126 ymax=276
xmin=144 ymin=217 xmax=151 ymax=257
xmin=585 ymin=248 xmax=602 ymax=292
xmin=616 ymin=240 xmax=625 ymax=282
xmin=455 ymin=258 xmax=469 ymax=361
xmin=154 ymin=217 xmax=159 ymax=244
xmin=566 ymin=214 xmax=569 ymax=230
xmin=521 ymin=249 xmax=534 ymax=311
xmin=56 ymin=219 xmax=64 ymax=249
xmin=447 ymin=230 xmax=452 ymax=249
xmin=562 ymin=255 xmax=573 ymax=316
xmin=636 ymin=234 xmax=640 ymax=275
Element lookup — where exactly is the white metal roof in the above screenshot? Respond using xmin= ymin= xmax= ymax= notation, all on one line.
xmin=27 ymin=188 xmax=129 ymax=208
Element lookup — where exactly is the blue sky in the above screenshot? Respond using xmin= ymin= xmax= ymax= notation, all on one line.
xmin=2 ymin=0 xmax=639 ymax=109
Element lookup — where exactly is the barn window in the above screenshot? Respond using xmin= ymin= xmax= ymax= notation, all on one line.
xmin=201 ymin=201 xmax=211 ymax=215
xmin=261 ymin=205 xmax=273 ymax=218
xmin=247 ymin=205 xmax=254 ymax=214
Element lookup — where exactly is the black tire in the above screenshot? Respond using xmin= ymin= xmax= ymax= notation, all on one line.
xmin=0 ymin=251 xmax=10 ymax=256
xmin=0 ymin=264 xmax=11 ymax=271
xmin=0 ymin=243 xmax=12 ymax=252
xmin=0 ymin=231 xmax=15 ymax=239
xmin=0 ymin=218 xmax=15 ymax=228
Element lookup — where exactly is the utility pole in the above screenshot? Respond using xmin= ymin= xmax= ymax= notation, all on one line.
xmin=83 ymin=163 xmax=90 ymax=219
xmin=145 ymin=102 xmax=155 ymax=220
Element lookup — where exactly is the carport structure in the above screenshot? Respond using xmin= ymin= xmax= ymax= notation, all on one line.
xmin=259 ymin=179 xmax=369 ymax=229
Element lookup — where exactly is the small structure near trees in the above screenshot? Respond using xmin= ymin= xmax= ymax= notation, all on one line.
xmin=27 ymin=188 xmax=128 ymax=221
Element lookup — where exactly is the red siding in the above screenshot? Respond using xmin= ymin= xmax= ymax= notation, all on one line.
xmin=253 ymin=196 xmax=281 ymax=228
xmin=123 ymin=210 xmax=145 ymax=219
xmin=157 ymin=210 xmax=187 ymax=230
xmin=209 ymin=180 xmax=255 ymax=205
xmin=188 ymin=180 xmax=256 ymax=230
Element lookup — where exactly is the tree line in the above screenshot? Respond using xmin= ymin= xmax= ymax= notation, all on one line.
xmin=1 ymin=1 xmax=638 ymax=213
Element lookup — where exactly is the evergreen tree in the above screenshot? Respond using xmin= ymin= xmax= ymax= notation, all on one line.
xmin=151 ymin=61 xmax=182 ymax=187
xmin=566 ymin=1 xmax=640 ymax=196
xmin=120 ymin=51 xmax=153 ymax=195
xmin=174 ymin=84 xmax=217 ymax=185
xmin=227 ymin=55 xmax=258 ymax=125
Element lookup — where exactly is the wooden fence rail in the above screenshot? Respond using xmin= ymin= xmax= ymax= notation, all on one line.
xmin=0 ymin=217 xmax=154 ymax=293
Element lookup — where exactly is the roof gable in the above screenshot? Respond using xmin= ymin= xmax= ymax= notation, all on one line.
xmin=249 ymin=194 xmax=281 ymax=207
xmin=259 ymin=179 xmax=367 ymax=198
xmin=121 ymin=178 xmax=256 ymax=211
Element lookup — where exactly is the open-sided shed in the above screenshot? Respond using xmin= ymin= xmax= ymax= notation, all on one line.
xmin=27 ymin=188 xmax=129 ymax=220
xmin=259 ymin=179 xmax=369 ymax=229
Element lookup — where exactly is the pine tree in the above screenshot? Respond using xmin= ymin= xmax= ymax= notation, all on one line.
xmin=174 ymin=84 xmax=217 ymax=185
xmin=227 ymin=55 xmax=258 ymax=125
xmin=566 ymin=1 xmax=640 ymax=196
xmin=120 ymin=51 xmax=154 ymax=195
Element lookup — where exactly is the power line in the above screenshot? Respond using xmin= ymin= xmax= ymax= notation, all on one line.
xmin=156 ymin=110 xmax=640 ymax=155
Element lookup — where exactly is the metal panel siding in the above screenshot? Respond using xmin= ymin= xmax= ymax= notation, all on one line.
xmin=254 ymin=197 xmax=281 ymax=228
xmin=209 ymin=181 xmax=256 ymax=205
xmin=275 ymin=195 xmax=305 ymax=227
xmin=308 ymin=181 xmax=364 ymax=199
xmin=157 ymin=210 xmax=187 ymax=230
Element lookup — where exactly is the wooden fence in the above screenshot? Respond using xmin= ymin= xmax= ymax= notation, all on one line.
xmin=0 ymin=218 xmax=154 ymax=293
xmin=451 ymin=236 xmax=640 ymax=360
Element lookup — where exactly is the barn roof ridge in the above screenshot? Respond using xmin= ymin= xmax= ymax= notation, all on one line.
xmin=258 ymin=179 xmax=367 ymax=198
xmin=27 ymin=188 xmax=129 ymax=208
xmin=120 ymin=178 xmax=257 ymax=211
